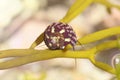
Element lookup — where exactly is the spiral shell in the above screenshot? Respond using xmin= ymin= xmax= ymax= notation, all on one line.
xmin=44 ymin=22 xmax=77 ymax=50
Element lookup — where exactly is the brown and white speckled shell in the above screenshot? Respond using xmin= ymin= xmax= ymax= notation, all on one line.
xmin=44 ymin=22 xmax=77 ymax=50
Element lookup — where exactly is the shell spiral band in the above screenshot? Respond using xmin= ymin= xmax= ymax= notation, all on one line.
xmin=44 ymin=22 xmax=77 ymax=50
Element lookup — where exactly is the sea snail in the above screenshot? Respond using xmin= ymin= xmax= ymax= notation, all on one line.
xmin=44 ymin=22 xmax=77 ymax=50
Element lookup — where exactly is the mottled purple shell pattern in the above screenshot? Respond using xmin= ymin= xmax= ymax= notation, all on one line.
xmin=44 ymin=22 xmax=77 ymax=50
